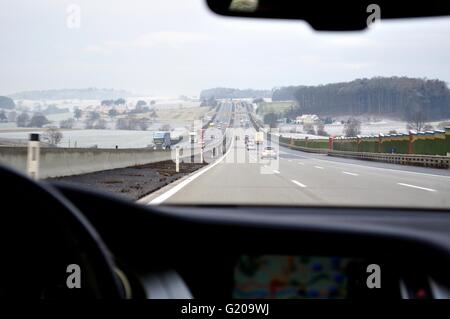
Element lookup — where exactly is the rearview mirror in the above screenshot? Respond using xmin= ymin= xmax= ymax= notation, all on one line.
xmin=206 ymin=0 xmax=450 ymax=31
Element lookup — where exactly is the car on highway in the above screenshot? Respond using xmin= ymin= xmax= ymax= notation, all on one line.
xmin=2 ymin=0 xmax=450 ymax=307
xmin=261 ymin=146 xmax=277 ymax=159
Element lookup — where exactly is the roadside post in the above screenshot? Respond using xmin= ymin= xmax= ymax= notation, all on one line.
xmin=175 ymin=146 xmax=180 ymax=173
xmin=200 ymin=129 xmax=204 ymax=163
xmin=328 ymin=136 xmax=334 ymax=150
xmin=408 ymin=131 xmax=414 ymax=154
xmin=191 ymin=133 xmax=195 ymax=163
xmin=27 ymin=133 xmax=40 ymax=180
xmin=223 ymin=135 xmax=226 ymax=155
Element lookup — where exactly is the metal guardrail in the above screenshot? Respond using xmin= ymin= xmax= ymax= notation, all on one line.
xmin=278 ymin=141 xmax=450 ymax=168
xmin=328 ymin=150 xmax=450 ymax=169
xmin=278 ymin=141 xmax=329 ymax=154
xmin=248 ymin=109 xmax=450 ymax=169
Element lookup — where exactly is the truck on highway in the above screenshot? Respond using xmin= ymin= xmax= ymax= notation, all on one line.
xmin=152 ymin=131 xmax=171 ymax=150
xmin=255 ymin=131 xmax=264 ymax=145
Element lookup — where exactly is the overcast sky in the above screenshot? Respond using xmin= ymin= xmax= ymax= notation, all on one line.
xmin=1 ymin=0 xmax=450 ymax=97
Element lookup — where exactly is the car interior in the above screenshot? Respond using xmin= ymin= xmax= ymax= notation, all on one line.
xmin=2 ymin=163 xmax=450 ymax=299
xmin=1 ymin=0 xmax=450 ymax=301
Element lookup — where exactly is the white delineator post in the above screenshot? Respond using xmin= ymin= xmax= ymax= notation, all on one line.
xmin=175 ymin=146 xmax=180 ymax=173
xmin=200 ymin=128 xmax=204 ymax=163
xmin=27 ymin=133 xmax=40 ymax=180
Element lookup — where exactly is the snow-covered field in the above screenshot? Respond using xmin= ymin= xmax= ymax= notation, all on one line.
xmin=14 ymin=97 xmax=200 ymax=112
xmin=278 ymin=119 xmax=450 ymax=139
xmin=0 ymin=129 xmax=155 ymax=148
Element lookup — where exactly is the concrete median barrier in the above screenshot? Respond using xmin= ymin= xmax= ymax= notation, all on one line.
xmin=0 ymin=146 xmax=172 ymax=178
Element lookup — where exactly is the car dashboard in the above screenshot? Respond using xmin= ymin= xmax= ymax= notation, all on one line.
xmin=49 ymin=182 xmax=450 ymax=300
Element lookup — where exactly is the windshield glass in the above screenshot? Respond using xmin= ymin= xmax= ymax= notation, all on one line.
xmin=0 ymin=0 xmax=449 ymax=209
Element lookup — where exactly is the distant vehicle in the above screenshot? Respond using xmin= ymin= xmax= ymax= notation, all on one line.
xmin=152 ymin=131 xmax=171 ymax=150
xmin=261 ymin=146 xmax=277 ymax=159
xmin=246 ymin=141 xmax=256 ymax=151
xmin=255 ymin=131 xmax=264 ymax=145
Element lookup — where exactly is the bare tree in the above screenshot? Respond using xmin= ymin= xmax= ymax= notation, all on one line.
xmin=84 ymin=118 xmax=95 ymax=129
xmin=28 ymin=113 xmax=49 ymax=128
xmin=116 ymin=117 xmax=147 ymax=130
xmin=406 ymin=110 xmax=426 ymax=132
xmin=138 ymin=119 xmax=149 ymax=131
xmin=74 ymin=108 xmax=82 ymax=121
xmin=316 ymin=123 xmax=328 ymax=136
xmin=42 ymin=127 xmax=63 ymax=146
xmin=108 ymin=108 xmax=118 ymax=118
xmin=344 ymin=118 xmax=361 ymax=137
xmin=60 ymin=118 xmax=75 ymax=129
xmin=303 ymin=123 xmax=316 ymax=135
xmin=94 ymin=119 xmax=107 ymax=129
xmin=116 ymin=118 xmax=129 ymax=130
xmin=0 ymin=111 xmax=6 ymax=122
xmin=16 ymin=112 xmax=30 ymax=127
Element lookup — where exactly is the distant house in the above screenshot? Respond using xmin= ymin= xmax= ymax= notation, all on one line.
xmin=277 ymin=117 xmax=288 ymax=124
xmin=295 ymin=114 xmax=319 ymax=124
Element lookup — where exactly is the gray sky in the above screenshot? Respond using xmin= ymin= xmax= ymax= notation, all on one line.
xmin=1 ymin=0 xmax=450 ymax=97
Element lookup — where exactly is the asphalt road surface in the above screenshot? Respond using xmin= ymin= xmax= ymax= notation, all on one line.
xmin=142 ymin=105 xmax=450 ymax=209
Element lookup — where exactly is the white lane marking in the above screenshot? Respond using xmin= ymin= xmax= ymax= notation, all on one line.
xmin=342 ymin=171 xmax=359 ymax=176
xmin=298 ymin=162 xmax=305 ymax=165
xmin=273 ymin=170 xmax=280 ymax=174
xmin=312 ymin=154 xmax=449 ymax=179
xmin=397 ymin=183 xmax=436 ymax=192
xmin=291 ymin=180 xmax=307 ymax=188
xmin=279 ymin=145 xmax=450 ymax=179
xmin=149 ymin=137 xmax=235 ymax=205
xmin=314 ymin=166 xmax=324 ymax=169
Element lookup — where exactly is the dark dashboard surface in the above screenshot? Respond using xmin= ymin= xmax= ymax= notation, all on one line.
xmin=51 ymin=182 xmax=450 ymax=299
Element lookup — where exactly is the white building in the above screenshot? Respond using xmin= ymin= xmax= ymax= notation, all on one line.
xmin=295 ymin=114 xmax=319 ymax=124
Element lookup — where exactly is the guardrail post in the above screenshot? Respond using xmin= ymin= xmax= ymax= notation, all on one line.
xmin=223 ymin=135 xmax=226 ymax=155
xmin=175 ymin=146 xmax=180 ymax=173
xmin=200 ymin=146 xmax=203 ymax=163
xmin=378 ymin=134 xmax=382 ymax=153
xmin=190 ymin=134 xmax=195 ymax=163
xmin=27 ymin=133 xmax=40 ymax=180
xmin=408 ymin=131 xmax=414 ymax=154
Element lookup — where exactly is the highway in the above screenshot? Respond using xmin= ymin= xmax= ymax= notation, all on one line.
xmin=142 ymin=103 xmax=450 ymax=209
xmin=172 ymin=101 xmax=233 ymax=162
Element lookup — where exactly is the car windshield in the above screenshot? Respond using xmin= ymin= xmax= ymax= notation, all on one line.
xmin=0 ymin=0 xmax=449 ymax=209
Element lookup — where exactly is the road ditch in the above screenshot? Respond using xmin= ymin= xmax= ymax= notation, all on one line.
xmin=46 ymin=160 xmax=206 ymax=201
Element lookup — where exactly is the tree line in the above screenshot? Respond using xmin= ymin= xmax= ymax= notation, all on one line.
xmin=272 ymin=77 xmax=450 ymax=121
